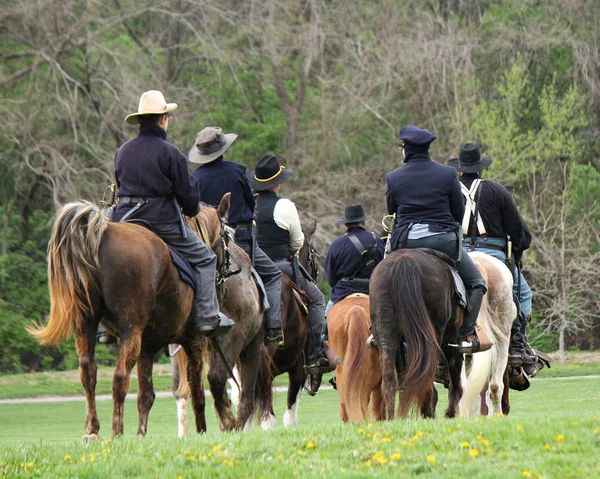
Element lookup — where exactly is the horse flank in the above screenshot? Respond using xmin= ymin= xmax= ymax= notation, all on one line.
xmin=390 ymin=255 xmax=441 ymax=417
xmin=28 ymin=201 xmax=107 ymax=345
xmin=339 ymin=305 xmax=373 ymax=421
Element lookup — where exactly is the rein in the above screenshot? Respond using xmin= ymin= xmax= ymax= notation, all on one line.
xmin=306 ymin=238 xmax=320 ymax=281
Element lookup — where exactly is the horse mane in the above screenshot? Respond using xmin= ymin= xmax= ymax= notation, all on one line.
xmin=188 ymin=203 xmax=221 ymax=247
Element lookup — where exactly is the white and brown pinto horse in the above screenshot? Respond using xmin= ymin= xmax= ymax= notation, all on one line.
xmin=458 ymin=252 xmax=516 ymax=417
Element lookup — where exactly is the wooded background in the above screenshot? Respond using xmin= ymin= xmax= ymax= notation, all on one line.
xmin=1 ymin=0 xmax=599 ymax=371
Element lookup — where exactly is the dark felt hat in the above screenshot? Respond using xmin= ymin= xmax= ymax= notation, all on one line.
xmin=248 ymin=155 xmax=293 ymax=191
xmin=448 ymin=143 xmax=492 ymax=173
xmin=336 ymin=204 xmax=369 ymax=225
xmin=398 ymin=126 xmax=437 ymax=147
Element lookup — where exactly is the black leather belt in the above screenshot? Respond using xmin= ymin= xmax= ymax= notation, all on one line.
xmin=463 ymin=241 xmax=505 ymax=252
xmin=233 ymin=222 xmax=253 ymax=230
xmin=116 ymin=196 xmax=169 ymax=205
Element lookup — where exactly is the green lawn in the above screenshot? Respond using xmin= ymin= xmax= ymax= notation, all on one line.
xmin=0 ymin=378 xmax=599 ymax=478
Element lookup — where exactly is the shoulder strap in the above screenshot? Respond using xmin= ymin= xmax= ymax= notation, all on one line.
xmin=460 ymin=179 xmax=486 ymax=241
xmin=346 ymin=232 xmax=379 ymax=279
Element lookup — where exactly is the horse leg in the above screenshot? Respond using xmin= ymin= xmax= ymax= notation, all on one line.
xmin=283 ymin=360 xmax=305 ymax=428
xmin=418 ymin=383 xmax=437 ymax=419
xmin=207 ymin=343 xmax=237 ymax=432
xmin=336 ymin=364 xmax=349 ymax=423
xmin=228 ymin=364 xmax=242 ymax=410
xmin=237 ymin=336 xmax=263 ymax=431
xmin=112 ymin=328 xmax=142 ymax=436
xmin=501 ymin=366 xmax=511 ymax=415
xmin=136 ymin=347 xmax=158 ymax=436
xmin=76 ymin=322 xmax=100 ymax=441
xmin=444 ymin=347 xmax=464 ymax=418
xmin=370 ymin=380 xmax=385 ymax=422
xmin=170 ymin=345 xmax=190 ymax=438
xmin=184 ymin=340 xmax=208 ymax=433
xmin=260 ymin=365 xmax=277 ymax=431
xmin=379 ymin=346 xmax=398 ymax=420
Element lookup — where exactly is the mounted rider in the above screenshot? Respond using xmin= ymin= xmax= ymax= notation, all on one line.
xmin=325 ymin=204 xmax=385 ymax=313
xmin=189 ymin=126 xmax=283 ymax=347
xmin=448 ymin=143 xmax=535 ymax=366
xmin=250 ymin=154 xmax=334 ymax=375
xmin=386 ymin=126 xmax=487 ymax=354
xmin=106 ymin=90 xmax=233 ymax=340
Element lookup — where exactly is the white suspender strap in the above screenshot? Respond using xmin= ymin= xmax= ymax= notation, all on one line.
xmin=460 ymin=179 xmax=486 ymax=237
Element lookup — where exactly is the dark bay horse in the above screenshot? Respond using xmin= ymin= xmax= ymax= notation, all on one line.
xmin=327 ymin=294 xmax=384 ymax=423
xmin=170 ymin=229 xmax=264 ymax=434
xmin=254 ymin=220 xmax=320 ymax=429
xmin=29 ymin=196 xmax=231 ymax=439
xmin=369 ymin=249 xmax=464 ymax=420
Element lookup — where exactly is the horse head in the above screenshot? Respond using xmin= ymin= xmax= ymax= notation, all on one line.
xmin=299 ymin=218 xmax=319 ymax=281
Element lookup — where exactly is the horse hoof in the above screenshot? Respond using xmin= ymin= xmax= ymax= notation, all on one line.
xmin=81 ymin=434 xmax=98 ymax=442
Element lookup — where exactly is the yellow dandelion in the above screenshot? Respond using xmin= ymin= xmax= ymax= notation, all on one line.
xmin=104 ymin=439 xmax=112 ymax=445
xmin=446 ymin=427 xmax=453 ymax=433
xmin=469 ymin=449 xmax=479 ymax=458
xmin=427 ymin=455 xmax=436 ymax=463
xmin=367 ymin=423 xmax=373 ymax=429
xmin=480 ymin=439 xmax=490 ymax=448
xmin=391 ymin=453 xmax=401 ymax=461
xmin=297 ymin=450 xmax=304 ymax=455
xmin=213 ymin=444 xmax=222 ymax=451
xmin=418 ymin=431 xmax=424 ymax=437
xmin=227 ymin=461 xmax=234 ymax=466
xmin=461 ymin=441 xmax=470 ymax=448
xmin=457 ymin=424 xmax=462 ymax=429
xmin=365 ymin=460 xmax=372 ymax=467
xmin=556 ymin=434 xmax=565 ymax=443
xmin=522 ymin=471 xmax=532 ymax=478
xmin=400 ymin=441 xmax=408 ymax=446
xmin=594 ymin=429 xmax=600 ymax=434
xmin=358 ymin=429 xmax=365 ymax=435
xmin=515 ymin=424 xmax=523 ymax=431
xmin=64 ymin=455 xmax=71 ymax=461
xmin=543 ymin=444 xmax=551 ymax=451
xmin=341 ymin=468 xmax=346 ymax=473
xmin=497 ymin=412 xmax=504 ymax=417
xmin=80 ymin=456 xmax=86 ymax=463
xmin=306 ymin=442 xmax=315 ymax=449
xmin=382 ymin=437 xmax=391 ymax=443
xmin=27 ymin=462 xmax=34 ymax=468
xmin=89 ymin=456 xmax=95 ymax=463
xmin=276 ymin=454 xmax=283 ymax=461
xmin=413 ymin=435 xmax=419 ymax=441
xmin=178 ymin=476 xmax=185 ymax=479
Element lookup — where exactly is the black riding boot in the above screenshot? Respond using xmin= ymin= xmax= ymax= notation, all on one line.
xmin=515 ymin=312 xmax=535 ymax=365
xmin=455 ymin=285 xmax=485 ymax=354
xmin=304 ymin=329 xmax=332 ymax=375
xmin=509 ymin=313 xmax=528 ymax=366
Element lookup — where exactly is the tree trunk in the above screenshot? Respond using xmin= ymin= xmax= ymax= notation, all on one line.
xmin=558 ymin=320 xmax=566 ymax=365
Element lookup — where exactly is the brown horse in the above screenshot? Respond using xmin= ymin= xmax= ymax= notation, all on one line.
xmin=327 ymin=294 xmax=384 ymax=423
xmin=170 ymin=228 xmax=264 ymax=434
xmin=28 ymin=196 xmax=231 ymax=439
xmin=370 ymin=249 xmax=464 ymax=419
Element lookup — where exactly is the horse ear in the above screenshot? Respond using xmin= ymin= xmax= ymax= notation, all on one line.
xmin=305 ymin=218 xmax=317 ymax=236
xmin=218 ymin=193 xmax=231 ymax=218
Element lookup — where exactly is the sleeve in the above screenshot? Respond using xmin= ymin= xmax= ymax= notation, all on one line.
xmin=324 ymin=243 xmax=338 ymax=287
xmin=375 ymin=235 xmax=386 ymax=262
xmin=449 ymin=174 xmax=465 ymax=223
xmin=273 ymin=198 xmax=305 ymax=253
xmin=239 ymin=169 xmax=256 ymax=215
xmin=498 ymin=184 xmax=531 ymax=257
xmin=171 ymin=148 xmax=200 ymax=217
xmin=385 ymin=175 xmax=398 ymax=215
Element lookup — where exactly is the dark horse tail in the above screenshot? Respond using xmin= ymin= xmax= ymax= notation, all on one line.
xmin=391 ymin=254 xmax=441 ymax=417
xmin=28 ymin=201 xmax=107 ymax=345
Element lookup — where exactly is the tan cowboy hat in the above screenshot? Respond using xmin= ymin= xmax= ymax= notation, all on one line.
xmin=189 ymin=127 xmax=238 ymax=164
xmin=124 ymin=90 xmax=178 ymax=125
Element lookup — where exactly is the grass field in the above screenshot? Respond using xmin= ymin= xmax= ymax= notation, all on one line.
xmin=0 ymin=377 xmax=599 ymax=478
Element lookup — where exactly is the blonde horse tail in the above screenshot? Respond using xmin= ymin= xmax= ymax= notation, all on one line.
xmin=174 ymin=347 xmax=190 ymax=398
xmin=28 ymin=201 xmax=107 ymax=345
xmin=459 ymin=288 xmax=494 ymax=417
xmin=340 ymin=305 xmax=372 ymax=421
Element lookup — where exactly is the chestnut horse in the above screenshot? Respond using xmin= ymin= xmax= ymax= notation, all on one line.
xmin=458 ymin=252 xmax=515 ymax=417
xmin=370 ymin=249 xmax=464 ymax=419
xmin=327 ymin=294 xmax=384 ymax=423
xmin=29 ymin=196 xmax=231 ymax=439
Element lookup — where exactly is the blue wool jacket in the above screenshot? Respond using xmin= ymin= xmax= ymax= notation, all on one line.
xmin=325 ymin=226 xmax=385 ymax=303
xmin=191 ymin=157 xmax=255 ymax=243
xmin=112 ymin=124 xmax=200 ymax=223
xmin=386 ymin=154 xmax=464 ymax=249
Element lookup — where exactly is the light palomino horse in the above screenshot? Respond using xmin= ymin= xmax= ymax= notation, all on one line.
xmin=458 ymin=252 xmax=516 ymax=417
xmin=171 ymin=227 xmax=264 ymax=435
xmin=327 ymin=294 xmax=384 ymax=423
